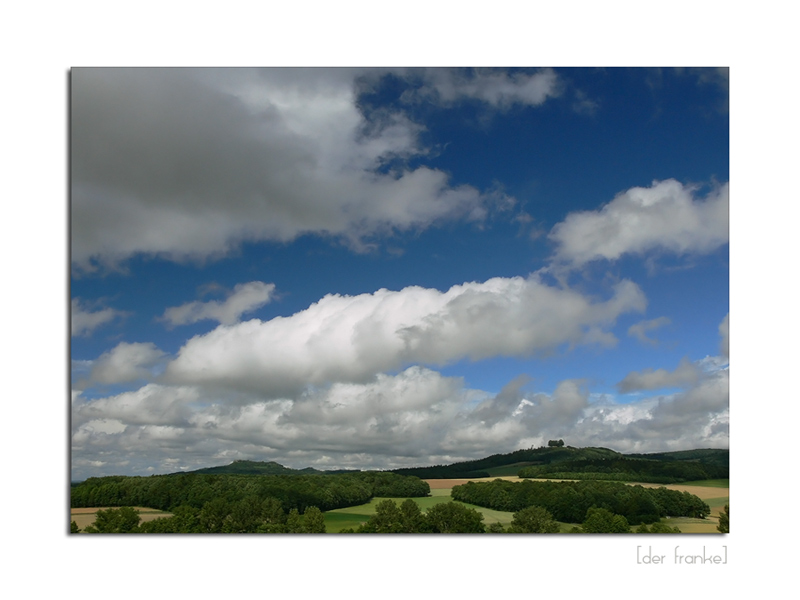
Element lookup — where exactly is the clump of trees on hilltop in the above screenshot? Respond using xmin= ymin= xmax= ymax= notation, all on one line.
xmin=518 ymin=456 xmax=728 ymax=484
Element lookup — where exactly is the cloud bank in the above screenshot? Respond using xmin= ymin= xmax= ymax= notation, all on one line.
xmin=164 ymin=275 xmax=646 ymax=396
xmin=72 ymin=364 xmax=729 ymax=480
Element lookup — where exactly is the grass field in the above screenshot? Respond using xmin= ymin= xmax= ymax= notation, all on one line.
xmin=323 ymin=477 xmax=729 ymax=534
xmin=323 ymin=490 xmax=518 ymax=533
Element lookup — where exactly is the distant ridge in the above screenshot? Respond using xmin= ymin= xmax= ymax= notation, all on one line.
xmin=184 ymin=460 xmax=360 ymax=476
xmin=161 ymin=446 xmax=728 ymax=481
xmin=389 ymin=446 xmax=729 ymax=481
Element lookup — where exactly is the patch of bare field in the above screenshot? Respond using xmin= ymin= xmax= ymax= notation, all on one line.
xmin=425 ymin=476 xmax=524 ymax=489
xmin=70 ymin=507 xmax=172 ymax=531
xmin=636 ymin=483 xmax=729 ymax=501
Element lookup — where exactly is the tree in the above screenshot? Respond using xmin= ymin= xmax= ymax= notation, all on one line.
xmin=579 ymin=507 xmax=630 ymax=533
xmin=424 ymin=502 xmax=485 ymax=533
xmin=70 ymin=520 xmax=80 ymax=534
xmin=84 ymin=507 xmax=141 ymax=533
xmin=356 ymin=499 xmax=405 ymax=533
xmin=717 ymin=504 xmax=729 ymax=533
xmin=302 ymin=506 xmax=326 ymax=533
xmin=635 ymin=521 xmax=681 ymax=533
xmin=507 ymin=505 xmax=559 ymax=533
xmin=198 ymin=497 xmax=230 ymax=533
xmin=286 ymin=508 xmax=303 ymax=533
xmin=399 ymin=499 xmax=425 ymax=533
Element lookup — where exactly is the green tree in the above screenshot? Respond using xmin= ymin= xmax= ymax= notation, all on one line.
xmin=356 ymin=500 xmax=405 ymax=533
xmin=286 ymin=508 xmax=303 ymax=533
xmin=507 ymin=505 xmax=559 ymax=533
xmin=70 ymin=520 xmax=80 ymax=534
xmin=198 ymin=497 xmax=230 ymax=533
xmin=84 ymin=507 xmax=141 ymax=533
xmin=579 ymin=507 xmax=630 ymax=533
xmin=635 ymin=521 xmax=681 ymax=533
xmin=424 ymin=502 xmax=485 ymax=533
xmin=399 ymin=499 xmax=425 ymax=533
xmin=717 ymin=504 xmax=729 ymax=533
xmin=302 ymin=506 xmax=326 ymax=533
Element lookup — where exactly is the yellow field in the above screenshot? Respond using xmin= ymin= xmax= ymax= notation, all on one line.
xmin=70 ymin=507 xmax=172 ymax=532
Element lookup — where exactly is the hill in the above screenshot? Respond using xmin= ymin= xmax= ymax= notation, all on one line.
xmin=186 ymin=460 xmax=359 ymax=476
xmin=390 ymin=446 xmax=728 ymax=483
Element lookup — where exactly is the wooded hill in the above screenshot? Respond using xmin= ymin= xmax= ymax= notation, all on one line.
xmin=188 ymin=460 xmax=359 ymax=476
xmin=390 ymin=446 xmax=728 ymax=483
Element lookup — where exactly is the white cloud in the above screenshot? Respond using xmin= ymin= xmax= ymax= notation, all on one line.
xmin=161 ymin=281 xmax=276 ymax=327
xmin=163 ymin=275 xmax=646 ymax=397
xmin=719 ymin=312 xmax=729 ymax=358
xmin=617 ymin=357 xmax=702 ymax=393
xmin=71 ymin=365 xmax=728 ymax=480
xmin=403 ymin=68 xmax=561 ymax=109
xmin=71 ymin=68 xmax=558 ymax=271
xmin=549 ymin=179 xmax=729 ymax=267
xmin=627 ymin=316 xmax=671 ymax=346
xmin=87 ymin=342 xmax=166 ymax=386
xmin=71 ymin=298 xmax=123 ymax=336
xmin=73 ymin=384 xmax=197 ymax=429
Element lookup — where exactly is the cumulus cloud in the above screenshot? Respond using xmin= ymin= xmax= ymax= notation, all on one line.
xmin=627 ymin=316 xmax=671 ymax=346
xmin=73 ymin=384 xmax=197 ymax=428
xmin=71 ymin=68 xmax=560 ymax=270
xmin=86 ymin=342 xmax=166 ymax=386
xmin=161 ymin=281 xmax=276 ymax=327
xmin=549 ymin=179 xmax=729 ymax=267
xmin=71 ymin=365 xmax=728 ymax=480
xmin=617 ymin=357 xmax=702 ymax=393
xmin=71 ymin=298 xmax=123 ymax=336
xmin=163 ymin=275 xmax=646 ymax=397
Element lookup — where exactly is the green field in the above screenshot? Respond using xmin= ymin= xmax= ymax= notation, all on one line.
xmin=323 ymin=491 xmax=518 ymax=532
xmin=323 ymin=478 xmax=729 ymax=534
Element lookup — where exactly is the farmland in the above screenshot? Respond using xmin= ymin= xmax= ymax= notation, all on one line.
xmin=69 ymin=446 xmax=728 ymax=533
xmin=70 ymin=507 xmax=172 ymax=532
xmin=323 ymin=476 xmax=729 ymax=533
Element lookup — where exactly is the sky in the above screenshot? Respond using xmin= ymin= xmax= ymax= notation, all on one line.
xmin=70 ymin=67 xmax=729 ymax=481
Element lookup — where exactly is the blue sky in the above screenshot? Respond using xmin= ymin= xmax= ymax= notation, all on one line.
xmin=70 ymin=67 xmax=729 ymax=480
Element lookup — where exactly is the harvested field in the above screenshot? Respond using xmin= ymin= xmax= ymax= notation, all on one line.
xmin=636 ymin=483 xmax=729 ymax=501
xmin=70 ymin=507 xmax=172 ymax=532
xmin=424 ymin=476 xmax=522 ymax=489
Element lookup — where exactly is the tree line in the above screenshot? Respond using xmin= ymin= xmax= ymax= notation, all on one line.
xmin=71 ymin=471 xmax=430 ymax=514
xmin=450 ymin=479 xmax=710 ymax=525
xmin=73 ymin=498 xmax=328 ymax=533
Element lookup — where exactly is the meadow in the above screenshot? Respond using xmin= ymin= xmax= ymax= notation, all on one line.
xmin=323 ymin=477 xmax=730 ymax=534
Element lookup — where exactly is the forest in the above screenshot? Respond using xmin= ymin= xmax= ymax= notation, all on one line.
xmin=450 ymin=479 xmax=710 ymax=524
xmin=70 ymin=471 xmax=430 ymax=513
